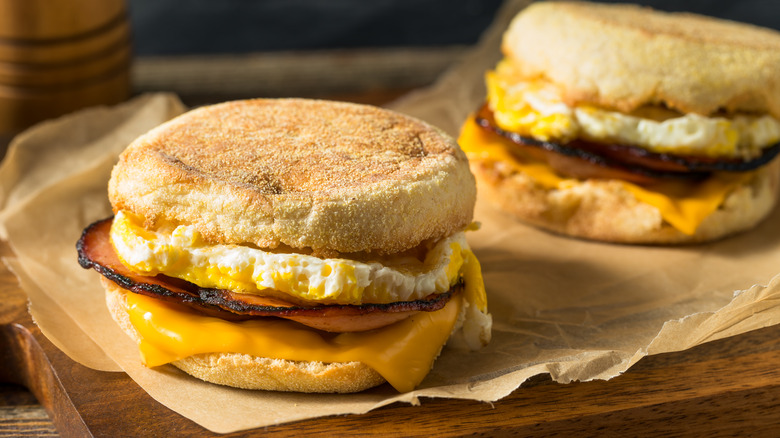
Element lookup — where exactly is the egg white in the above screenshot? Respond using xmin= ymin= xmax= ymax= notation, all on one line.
xmin=110 ymin=210 xmax=470 ymax=305
xmin=487 ymin=60 xmax=780 ymax=159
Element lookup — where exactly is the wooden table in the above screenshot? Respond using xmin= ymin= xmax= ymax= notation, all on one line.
xmin=2 ymin=52 xmax=780 ymax=436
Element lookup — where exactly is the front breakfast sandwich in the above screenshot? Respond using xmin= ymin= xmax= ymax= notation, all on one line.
xmin=78 ymin=98 xmax=491 ymax=393
xmin=459 ymin=1 xmax=780 ymax=243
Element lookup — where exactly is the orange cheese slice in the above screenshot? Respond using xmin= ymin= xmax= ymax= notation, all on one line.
xmin=126 ymin=291 xmax=461 ymax=393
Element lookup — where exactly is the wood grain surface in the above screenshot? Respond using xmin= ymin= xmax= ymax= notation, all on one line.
xmin=0 ymin=0 xmax=131 ymax=136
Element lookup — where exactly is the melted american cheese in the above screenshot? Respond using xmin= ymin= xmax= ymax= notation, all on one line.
xmin=126 ymin=292 xmax=462 ymax=393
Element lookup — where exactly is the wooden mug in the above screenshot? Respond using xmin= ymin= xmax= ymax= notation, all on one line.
xmin=0 ymin=0 xmax=131 ymax=135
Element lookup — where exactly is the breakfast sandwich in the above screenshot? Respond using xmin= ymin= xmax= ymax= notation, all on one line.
xmin=77 ymin=98 xmax=491 ymax=393
xmin=459 ymin=1 xmax=780 ymax=243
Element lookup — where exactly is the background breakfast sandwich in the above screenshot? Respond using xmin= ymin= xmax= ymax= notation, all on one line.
xmin=78 ymin=98 xmax=491 ymax=393
xmin=459 ymin=1 xmax=780 ymax=244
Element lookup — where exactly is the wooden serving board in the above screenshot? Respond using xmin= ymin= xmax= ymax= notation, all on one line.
xmin=2 ymin=237 xmax=780 ymax=437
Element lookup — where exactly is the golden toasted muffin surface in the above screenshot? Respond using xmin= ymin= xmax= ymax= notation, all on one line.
xmin=142 ymin=99 xmax=455 ymax=194
xmin=502 ymin=1 xmax=780 ymax=117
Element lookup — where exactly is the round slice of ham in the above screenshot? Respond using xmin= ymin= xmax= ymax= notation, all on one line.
xmin=77 ymin=218 xmax=455 ymax=333
xmin=475 ymin=104 xmax=780 ymax=185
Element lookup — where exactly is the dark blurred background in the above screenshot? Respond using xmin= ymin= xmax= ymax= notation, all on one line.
xmin=127 ymin=0 xmax=779 ymax=56
xmin=129 ymin=0 xmax=503 ymax=55
xmin=4 ymin=0 xmax=777 ymax=139
xmin=124 ymin=0 xmax=780 ymax=107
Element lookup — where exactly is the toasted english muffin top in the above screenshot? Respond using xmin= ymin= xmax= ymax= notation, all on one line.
xmin=502 ymin=1 xmax=780 ymax=117
xmin=109 ymin=98 xmax=476 ymax=254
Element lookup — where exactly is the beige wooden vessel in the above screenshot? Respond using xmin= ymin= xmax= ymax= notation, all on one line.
xmin=0 ymin=0 xmax=131 ymax=134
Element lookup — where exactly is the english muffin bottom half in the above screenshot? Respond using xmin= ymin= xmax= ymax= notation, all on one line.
xmin=459 ymin=1 xmax=780 ymax=244
xmin=78 ymin=98 xmax=491 ymax=393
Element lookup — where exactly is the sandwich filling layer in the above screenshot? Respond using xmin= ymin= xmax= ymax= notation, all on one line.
xmin=110 ymin=210 xmax=479 ymax=306
xmin=459 ymin=115 xmax=755 ymax=235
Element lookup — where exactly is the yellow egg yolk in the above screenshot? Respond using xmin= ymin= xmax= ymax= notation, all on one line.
xmin=110 ymin=211 xmax=480 ymax=306
xmin=487 ymin=59 xmax=780 ymax=159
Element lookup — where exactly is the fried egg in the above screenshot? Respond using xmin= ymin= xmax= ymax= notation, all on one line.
xmin=110 ymin=210 xmax=474 ymax=305
xmin=487 ymin=60 xmax=780 ymax=159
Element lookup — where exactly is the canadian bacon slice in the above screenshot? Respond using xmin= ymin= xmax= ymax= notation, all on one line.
xmin=475 ymin=104 xmax=780 ymax=184
xmin=77 ymin=217 xmax=454 ymax=332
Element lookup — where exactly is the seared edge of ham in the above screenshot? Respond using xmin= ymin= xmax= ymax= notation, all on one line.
xmin=77 ymin=217 xmax=456 ymax=332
